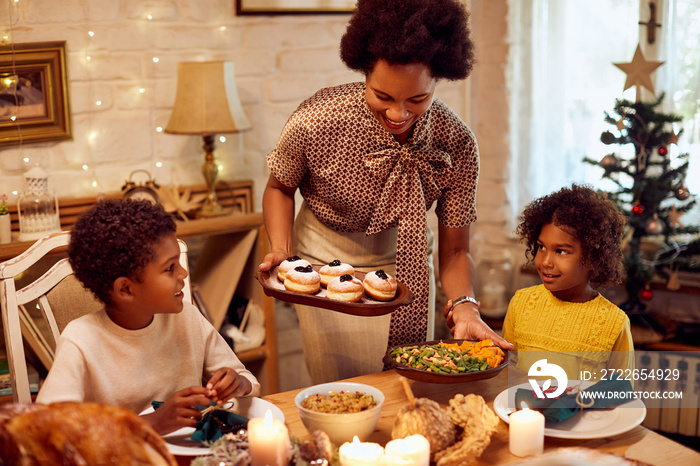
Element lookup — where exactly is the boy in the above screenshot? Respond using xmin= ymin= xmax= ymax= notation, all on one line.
xmin=37 ymin=199 xmax=260 ymax=435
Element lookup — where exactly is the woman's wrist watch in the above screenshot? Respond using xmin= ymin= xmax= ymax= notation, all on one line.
xmin=450 ymin=295 xmax=479 ymax=313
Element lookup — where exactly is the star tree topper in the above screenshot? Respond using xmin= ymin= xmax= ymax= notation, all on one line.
xmin=614 ymin=44 xmax=664 ymax=100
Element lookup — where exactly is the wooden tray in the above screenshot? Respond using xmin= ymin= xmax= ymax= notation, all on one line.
xmin=382 ymin=339 xmax=509 ymax=384
xmin=254 ymin=265 xmax=413 ymax=316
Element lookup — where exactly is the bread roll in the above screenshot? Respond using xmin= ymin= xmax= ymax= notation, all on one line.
xmin=284 ymin=265 xmax=321 ymax=294
xmin=278 ymin=256 xmax=311 ymax=282
xmin=362 ymin=269 xmax=397 ymax=301
xmin=319 ymin=260 xmax=355 ymax=287
xmin=326 ymin=274 xmax=363 ymax=302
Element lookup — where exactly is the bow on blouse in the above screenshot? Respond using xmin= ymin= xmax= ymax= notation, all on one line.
xmin=363 ymin=141 xmax=451 ymax=346
xmin=363 ymin=144 xmax=451 ymax=236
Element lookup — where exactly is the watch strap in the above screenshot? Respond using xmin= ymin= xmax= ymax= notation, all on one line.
xmin=450 ymin=295 xmax=478 ymax=312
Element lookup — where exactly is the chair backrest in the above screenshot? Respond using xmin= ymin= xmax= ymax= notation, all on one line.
xmin=0 ymin=231 xmax=192 ymax=403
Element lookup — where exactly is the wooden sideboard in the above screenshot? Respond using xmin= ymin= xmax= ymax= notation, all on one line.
xmin=0 ymin=180 xmax=279 ymax=395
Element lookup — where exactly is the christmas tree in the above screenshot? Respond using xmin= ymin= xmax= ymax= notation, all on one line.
xmin=583 ymin=45 xmax=700 ymax=332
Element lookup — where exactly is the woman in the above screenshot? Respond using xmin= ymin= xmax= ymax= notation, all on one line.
xmin=260 ymin=0 xmax=512 ymax=384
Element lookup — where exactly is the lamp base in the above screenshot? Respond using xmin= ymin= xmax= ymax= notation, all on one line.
xmin=197 ymin=134 xmax=233 ymax=218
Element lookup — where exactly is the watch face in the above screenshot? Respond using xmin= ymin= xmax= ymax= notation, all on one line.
xmin=124 ymin=188 xmax=159 ymax=204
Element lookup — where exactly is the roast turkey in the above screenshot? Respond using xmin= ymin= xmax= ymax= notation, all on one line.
xmin=0 ymin=402 xmax=177 ymax=465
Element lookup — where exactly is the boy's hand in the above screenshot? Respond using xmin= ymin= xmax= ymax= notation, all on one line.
xmin=206 ymin=368 xmax=252 ymax=405
xmin=142 ymin=386 xmax=211 ymax=435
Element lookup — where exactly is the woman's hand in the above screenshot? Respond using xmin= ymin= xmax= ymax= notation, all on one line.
xmin=444 ymin=299 xmax=514 ymax=350
xmin=436 ymin=224 xmax=514 ymax=348
xmin=142 ymin=386 xmax=211 ymax=435
xmin=259 ymin=248 xmax=292 ymax=272
xmin=206 ymin=368 xmax=252 ymax=405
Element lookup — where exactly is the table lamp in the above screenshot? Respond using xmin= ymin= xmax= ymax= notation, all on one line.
xmin=164 ymin=61 xmax=251 ymax=217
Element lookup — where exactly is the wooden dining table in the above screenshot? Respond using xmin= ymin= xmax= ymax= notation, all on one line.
xmin=175 ymin=369 xmax=700 ymax=465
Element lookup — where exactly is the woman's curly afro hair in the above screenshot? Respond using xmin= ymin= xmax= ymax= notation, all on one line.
xmin=515 ymin=184 xmax=627 ymax=288
xmin=68 ymin=199 xmax=176 ymax=306
xmin=340 ymin=0 xmax=475 ymax=80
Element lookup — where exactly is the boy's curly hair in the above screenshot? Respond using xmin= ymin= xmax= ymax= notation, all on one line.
xmin=68 ymin=199 xmax=176 ymax=306
xmin=339 ymin=0 xmax=475 ymax=80
xmin=515 ymin=184 xmax=627 ymax=288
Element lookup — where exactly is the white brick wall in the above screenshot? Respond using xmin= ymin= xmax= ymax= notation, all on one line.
xmin=0 ymin=0 xmax=514 ymax=261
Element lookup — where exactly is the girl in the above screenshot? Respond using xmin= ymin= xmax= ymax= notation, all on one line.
xmin=502 ymin=184 xmax=634 ymax=376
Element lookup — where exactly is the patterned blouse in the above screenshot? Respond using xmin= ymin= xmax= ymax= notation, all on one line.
xmin=267 ymin=82 xmax=479 ymax=345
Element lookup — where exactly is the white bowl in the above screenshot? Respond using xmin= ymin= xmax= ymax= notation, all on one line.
xmin=294 ymin=382 xmax=385 ymax=445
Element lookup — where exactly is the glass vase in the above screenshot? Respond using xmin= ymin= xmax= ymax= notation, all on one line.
xmin=18 ymin=166 xmax=61 ymax=242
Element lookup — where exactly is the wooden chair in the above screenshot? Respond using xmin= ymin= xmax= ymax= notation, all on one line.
xmin=0 ymin=231 xmax=192 ymax=403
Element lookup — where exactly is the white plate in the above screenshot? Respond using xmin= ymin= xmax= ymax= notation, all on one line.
xmin=493 ymin=381 xmax=646 ymax=439
xmin=142 ymin=397 xmax=285 ymax=456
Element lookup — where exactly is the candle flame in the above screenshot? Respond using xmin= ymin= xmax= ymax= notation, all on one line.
xmin=520 ymin=401 xmax=530 ymax=410
xmin=263 ymin=408 xmax=273 ymax=428
xmin=352 ymin=436 xmax=361 ymax=445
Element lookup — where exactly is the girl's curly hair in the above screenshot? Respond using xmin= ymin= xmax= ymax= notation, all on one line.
xmin=339 ymin=0 xmax=475 ymax=80
xmin=515 ymin=184 xmax=626 ymax=288
xmin=68 ymin=199 xmax=176 ymax=306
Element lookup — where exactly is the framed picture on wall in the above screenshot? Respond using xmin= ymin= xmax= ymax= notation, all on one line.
xmin=0 ymin=41 xmax=72 ymax=147
xmin=236 ymin=0 xmax=356 ymax=15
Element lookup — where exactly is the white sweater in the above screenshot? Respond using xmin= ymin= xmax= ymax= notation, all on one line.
xmin=37 ymin=302 xmax=260 ymax=413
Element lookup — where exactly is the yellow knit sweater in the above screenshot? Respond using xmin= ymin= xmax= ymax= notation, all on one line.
xmin=502 ymin=284 xmax=635 ymax=375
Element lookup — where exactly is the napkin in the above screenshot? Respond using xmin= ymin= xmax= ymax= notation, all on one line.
xmin=151 ymin=401 xmax=249 ymax=444
xmin=190 ymin=408 xmax=249 ymax=443
xmin=514 ymin=378 xmax=635 ymax=423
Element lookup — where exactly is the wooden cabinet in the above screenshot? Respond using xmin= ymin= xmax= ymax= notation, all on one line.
xmin=181 ymin=215 xmax=279 ymax=395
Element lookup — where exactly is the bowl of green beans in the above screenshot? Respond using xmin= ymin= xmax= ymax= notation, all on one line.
xmin=382 ymin=339 xmax=509 ymax=384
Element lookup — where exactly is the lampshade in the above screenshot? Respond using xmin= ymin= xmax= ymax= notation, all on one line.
xmin=164 ymin=61 xmax=251 ymax=135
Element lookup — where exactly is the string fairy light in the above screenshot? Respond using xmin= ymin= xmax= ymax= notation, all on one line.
xmin=143 ymin=9 xmax=165 ymax=181
xmin=79 ymin=0 xmax=101 ymax=193
xmin=4 ymin=0 xmax=24 ymax=161
xmin=213 ymin=3 xmax=237 ymax=180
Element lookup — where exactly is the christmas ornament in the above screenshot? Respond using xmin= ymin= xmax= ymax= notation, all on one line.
xmin=658 ymin=146 xmax=668 ymax=156
xmin=668 ymin=130 xmax=681 ymax=145
xmin=667 ymin=265 xmax=681 ymax=291
xmin=636 ymin=146 xmax=648 ymax=171
xmin=600 ymin=154 xmax=617 ymax=167
xmin=631 ymin=202 xmax=645 ymax=215
xmin=613 ymin=44 xmax=664 ymax=97
xmin=675 ymin=185 xmax=690 ymax=200
xmin=666 ymin=206 xmax=684 ymax=229
xmin=601 ymin=131 xmax=616 ymax=144
xmin=645 ymin=215 xmax=663 ymax=235
xmin=640 ymin=287 xmax=653 ymax=301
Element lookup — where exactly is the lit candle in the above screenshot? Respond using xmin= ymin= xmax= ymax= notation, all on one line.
xmin=339 ymin=436 xmax=385 ymax=466
xmin=384 ymin=434 xmax=430 ymax=466
xmin=509 ymin=402 xmax=545 ymax=457
xmin=248 ymin=409 xmax=290 ymax=466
